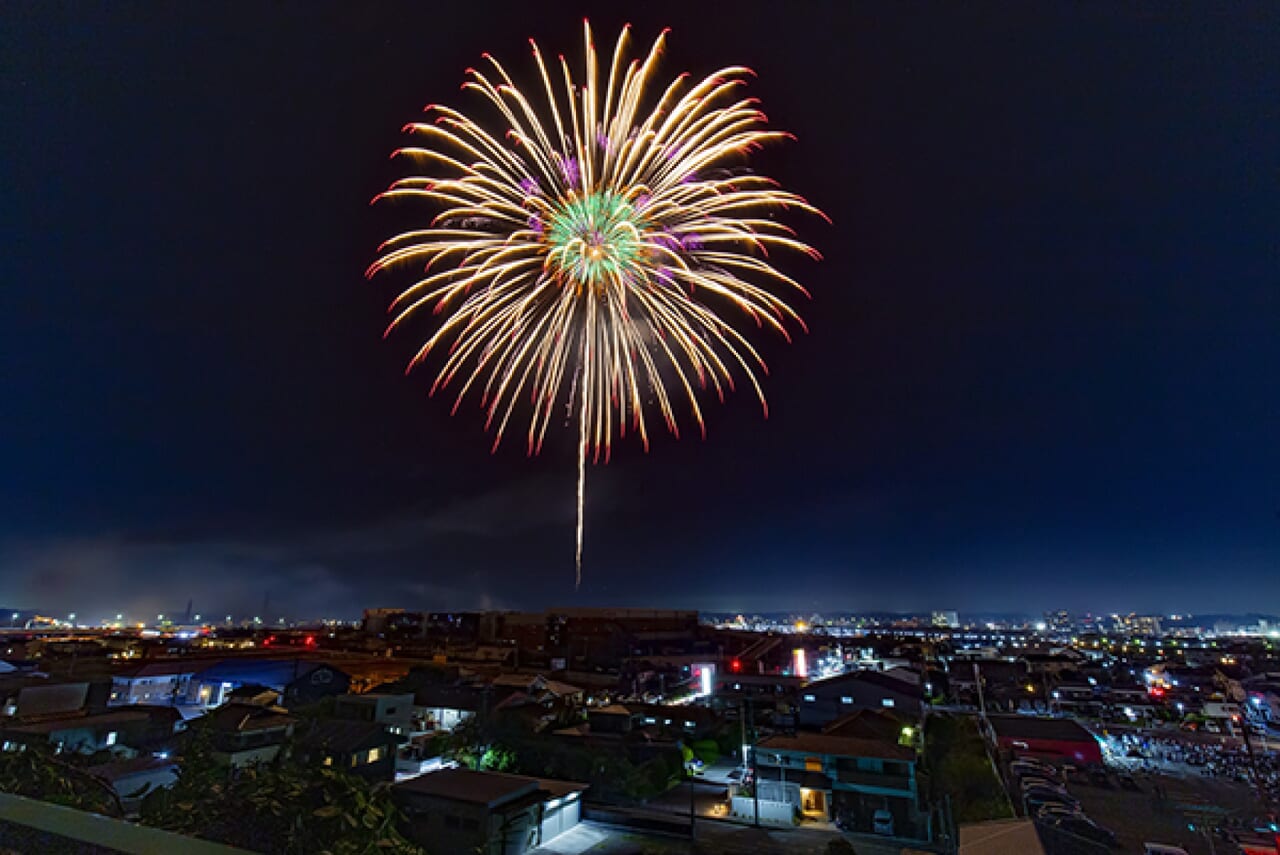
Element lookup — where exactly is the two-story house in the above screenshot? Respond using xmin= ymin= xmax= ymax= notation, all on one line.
xmin=796 ymin=670 xmax=924 ymax=729
xmin=294 ymin=718 xmax=400 ymax=781
xmin=110 ymin=660 xmax=214 ymax=707
xmin=333 ymin=692 xmax=414 ymax=736
xmin=747 ymin=728 xmax=925 ymax=838
xmin=204 ymin=702 xmax=297 ymax=768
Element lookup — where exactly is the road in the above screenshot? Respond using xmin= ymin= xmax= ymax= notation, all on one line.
xmin=532 ymin=819 xmax=908 ymax=855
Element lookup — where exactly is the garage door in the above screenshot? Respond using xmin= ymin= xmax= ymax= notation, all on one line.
xmin=540 ymin=799 xmax=579 ymax=844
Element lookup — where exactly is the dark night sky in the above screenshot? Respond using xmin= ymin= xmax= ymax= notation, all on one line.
xmin=2 ymin=3 xmax=1277 ymax=620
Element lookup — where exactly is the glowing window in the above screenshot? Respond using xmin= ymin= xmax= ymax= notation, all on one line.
xmin=881 ymin=698 xmax=895 ymax=708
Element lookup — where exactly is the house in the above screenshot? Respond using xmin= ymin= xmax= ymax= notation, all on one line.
xmin=0 ymin=677 xmax=91 ymax=719
xmin=749 ymin=729 xmax=926 ymax=838
xmin=110 ymin=659 xmax=215 ymax=707
xmin=0 ymin=710 xmax=153 ymax=755
xmin=489 ymin=674 xmax=584 ymax=707
xmin=797 ymin=670 xmax=924 ymax=728
xmin=294 ymin=718 xmax=400 ymax=781
xmin=203 ymin=702 xmax=297 ymax=768
xmin=88 ymin=756 xmax=179 ymax=816
xmin=333 ymin=693 xmax=414 ymax=735
xmin=190 ymin=659 xmax=350 ymax=709
xmin=412 ymin=684 xmax=482 ymax=732
xmin=393 ymin=768 xmax=587 ymax=855
xmin=987 ymin=715 xmax=1103 ymax=766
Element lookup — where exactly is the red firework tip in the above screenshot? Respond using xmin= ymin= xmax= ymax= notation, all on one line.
xmin=481 ymin=52 xmax=492 ymax=59
xmin=660 ymin=26 xmax=672 ymax=36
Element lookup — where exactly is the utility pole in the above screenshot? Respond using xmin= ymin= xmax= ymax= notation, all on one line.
xmin=747 ymin=696 xmax=759 ymax=827
xmin=688 ymin=768 xmax=696 ymax=841
xmin=973 ymin=661 xmax=988 ymax=718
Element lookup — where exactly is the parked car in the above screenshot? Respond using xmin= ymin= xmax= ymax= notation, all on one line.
xmin=1051 ymin=815 xmax=1118 ymax=847
xmin=872 ymin=809 xmax=894 ymax=836
xmin=1025 ymin=790 xmax=1081 ymax=811
xmin=1012 ymin=758 xmax=1059 ymax=777
xmin=1019 ymin=776 xmax=1068 ymax=793
xmin=1033 ymin=803 xmax=1084 ymax=820
xmin=1017 ymin=768 xmax=1065 ymax=784
xmin=1143 ymin=844 xmax=1190 ymax=855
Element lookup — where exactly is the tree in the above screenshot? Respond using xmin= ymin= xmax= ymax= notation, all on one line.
xmin=0 ymin=745 xmax=122 ymax=816
xmin=141 ymin=723 xmax=418 ymax=855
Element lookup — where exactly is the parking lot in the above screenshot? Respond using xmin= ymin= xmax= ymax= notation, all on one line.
xmin=1008 ymin=750 xmax=1275 ymax=855
xmin=1069 ymin=766 xmax=1261 ymax=854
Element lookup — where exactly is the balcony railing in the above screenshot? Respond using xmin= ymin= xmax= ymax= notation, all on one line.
xmin=0 ymin=792 xmax=251 ymax=854
xmin=835 ymin=768 xmax=912 ymax=792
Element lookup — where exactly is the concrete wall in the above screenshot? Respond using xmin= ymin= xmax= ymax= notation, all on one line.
xmin=730 ymin=795 xmax=794 ymax=825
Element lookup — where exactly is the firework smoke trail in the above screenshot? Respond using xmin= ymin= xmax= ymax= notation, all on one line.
xmin=576 ymin=372 xmax=588 ymax=589
xmin=368 ymin=20 xmax=824 ymax=585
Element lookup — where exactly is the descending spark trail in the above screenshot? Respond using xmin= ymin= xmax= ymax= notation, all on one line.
xmin=368 ymin=21 xmax=823 ymax=586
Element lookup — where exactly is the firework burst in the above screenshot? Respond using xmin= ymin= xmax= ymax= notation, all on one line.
xmin=368 ymin=21 xmax=824 ymax=586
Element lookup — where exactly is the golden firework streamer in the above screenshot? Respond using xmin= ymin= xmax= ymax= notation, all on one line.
xmin=368 ymin=21 xmax=824 ymax=587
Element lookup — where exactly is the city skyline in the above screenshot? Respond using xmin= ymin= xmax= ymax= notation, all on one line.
xmin=3 ymin=3 xmax=1278 ymax=617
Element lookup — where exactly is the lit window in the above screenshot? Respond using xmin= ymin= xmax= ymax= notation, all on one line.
xmin=803 ymin=694 xmax=816 ymax=702
xmin=841 ymin=696 xmax=853 ymax=704
xmin=105 ymin=732 xmax=117 ymax=746
xmin=323 ymin=756 xmax=333 ymax=766
xmin=881 ymin=698 xmax=895 ymax=708
xmin=368 ymin=747 xmax=383 ymax=763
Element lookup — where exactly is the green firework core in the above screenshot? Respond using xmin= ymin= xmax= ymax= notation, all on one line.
xmin=545 ymin=191 xmax=644 ymax=291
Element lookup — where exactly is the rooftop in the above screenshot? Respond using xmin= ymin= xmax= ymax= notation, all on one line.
xmin=393 ymin=769 xmax=587 ymax=807
xmin=4 ymin=710 xmax=150 ymax=735
xmin=987 ymin=715 xmax=1098 ymax=744
xmin=203 ymin=702 xmax=296 ymax=733
xmin=757 ymin=731 xmax=915 ymax=762
xmin=297 ymin=718 xmax=397 ymax=754
xmin=394 ymin=768 xmax=539 ymax=807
